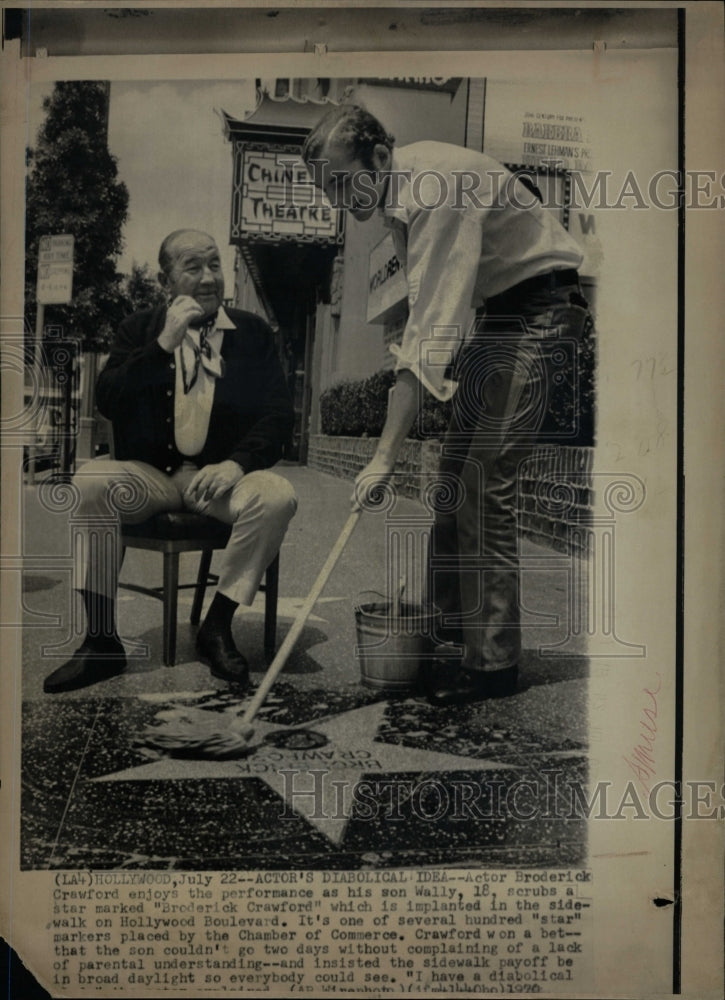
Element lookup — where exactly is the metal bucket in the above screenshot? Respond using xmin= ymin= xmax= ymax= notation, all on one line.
xmin=354 ymin=594 xmax=441 ymax=692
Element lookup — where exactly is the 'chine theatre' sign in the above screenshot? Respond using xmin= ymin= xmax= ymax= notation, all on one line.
xmin=231 ymin=146 xmax=343 ymax=245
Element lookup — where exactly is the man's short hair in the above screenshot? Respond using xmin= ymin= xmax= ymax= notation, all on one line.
xmin=302 ymin=104 xmax=395 ymax=170
xmin=158 ymin=229 xmax=215 ymax=275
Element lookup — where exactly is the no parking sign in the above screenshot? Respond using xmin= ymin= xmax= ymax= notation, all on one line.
xmin=37 ymin=234 xmax=74 ymax=305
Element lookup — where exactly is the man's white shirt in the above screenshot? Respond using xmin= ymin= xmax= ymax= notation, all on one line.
xmin=174 ymin=306 xmax=237 ymax=456
xmin=382 ymin=142 xmax=584 ymax=401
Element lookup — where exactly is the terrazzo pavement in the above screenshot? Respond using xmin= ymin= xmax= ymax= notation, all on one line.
xmin=18 ymin=463 xmax=588 ymax=871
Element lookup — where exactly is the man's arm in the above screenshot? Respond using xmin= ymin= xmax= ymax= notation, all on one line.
xmin=352 ymin=178 xmax=483 ymax=509
xmin=96 ymin=308 xmax=168 ymax=420
xmin=389 ymin=192 xmax=482 ymax=401
xmin=97 ymin=298 xmax=207 ymax=421
xmin=352 ymin=369 xmax=421 ymax=509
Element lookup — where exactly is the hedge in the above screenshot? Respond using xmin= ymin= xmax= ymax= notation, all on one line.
xmin=319 ymin=370 xmax=452 ymax=440
xmin=319 ymin=327 xmax=595 ymax=446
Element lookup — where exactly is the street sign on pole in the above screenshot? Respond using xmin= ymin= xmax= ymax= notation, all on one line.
xmin=37 ymin=234 xmax=74 ymax=305
xmin=30 ymin=234 xmax=75 ymax=480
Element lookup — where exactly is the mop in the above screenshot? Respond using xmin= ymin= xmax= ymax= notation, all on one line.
xmin=138 ymin=510 xmax=362 ymax=759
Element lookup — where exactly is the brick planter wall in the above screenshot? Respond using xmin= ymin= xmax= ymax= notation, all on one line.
xmin=307 ymin=435 xmax=442 ymax=504
xmin=307 ymin=435 xmax=594 ymax=553
xmin=517 ymin=446 xmax=594 ymax=555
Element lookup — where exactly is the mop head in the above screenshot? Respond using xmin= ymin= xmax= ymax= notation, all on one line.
xmin=136 ymin=707 xmax=255 ymax=760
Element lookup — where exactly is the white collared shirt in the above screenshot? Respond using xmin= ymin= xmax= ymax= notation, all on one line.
xmin=383 ymin=143 xmax=584 ymax=401
xmin=173 ymin=306 xmax=236 ymax=457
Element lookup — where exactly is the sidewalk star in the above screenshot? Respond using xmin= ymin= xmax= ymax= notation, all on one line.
xmin=94 ymin=700 xmax=519 ymax=845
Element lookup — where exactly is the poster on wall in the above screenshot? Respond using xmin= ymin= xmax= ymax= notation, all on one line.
xmin=482 ymin=78 xmax=603 ymax=280
xmin=1 ymin=3 xmax=722 ymax=999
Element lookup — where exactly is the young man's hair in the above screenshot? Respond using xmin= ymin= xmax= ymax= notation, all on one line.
xmin=302 ymin=104 xmax=395 ymax=170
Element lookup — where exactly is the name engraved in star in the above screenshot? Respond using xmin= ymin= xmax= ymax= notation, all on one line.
xmin=234 ymin=748 xmax=383 ymax=776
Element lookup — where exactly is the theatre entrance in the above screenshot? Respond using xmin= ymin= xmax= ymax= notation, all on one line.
xmin=238 ymin=239 xmax=339 ymax=462
xmin=222 ymin=97 xmax=344 ymax=463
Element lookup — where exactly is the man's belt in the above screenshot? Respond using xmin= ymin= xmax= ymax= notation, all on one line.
xmin=492 ymin=268 xmax=580 ymax=303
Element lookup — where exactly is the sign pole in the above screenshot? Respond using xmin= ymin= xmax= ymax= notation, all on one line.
xmin=31 ymin=234 xmax=74 ymax=483
xmin=27 ymin=301 xmax=45 ymax=483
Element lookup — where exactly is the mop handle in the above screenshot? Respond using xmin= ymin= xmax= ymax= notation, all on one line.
xmin=239 ymin=509 xmax=362 ymax=726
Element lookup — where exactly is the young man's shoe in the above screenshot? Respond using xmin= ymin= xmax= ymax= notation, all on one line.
xmin=427 ymin=665 xmax=518 ymax=707
xmin=418 ymin=643 xmax=463 ymax=697
xmin=43 ymin=637 xmax=127 ymax=693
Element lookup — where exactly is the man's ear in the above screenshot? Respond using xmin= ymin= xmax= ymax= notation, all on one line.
xmin=372 ymin=144 xmax=391 ymax=173
xmin=158 ymin=271 xmax=169 ymax=292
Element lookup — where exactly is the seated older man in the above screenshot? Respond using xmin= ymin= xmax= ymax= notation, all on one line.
xmin=43 ymin=229 xmax=297 ymax=693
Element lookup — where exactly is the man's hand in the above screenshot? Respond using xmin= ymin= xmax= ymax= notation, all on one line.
xmin=157 ymin=295 xmax=205 ymax=353
xmin=351 ymin=452 xmax=396 ymax=511
xmin=185 ymin=461 xmax=244 ymax=506
xmin=349 ymin=370 xmax=422 ymax=511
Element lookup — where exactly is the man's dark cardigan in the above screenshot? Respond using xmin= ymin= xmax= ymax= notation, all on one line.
xmin=96 ymin=306 xmax=294 ymax=475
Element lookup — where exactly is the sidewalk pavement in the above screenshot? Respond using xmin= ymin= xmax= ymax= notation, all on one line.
xmin=19 ymin=463 xmax=588 ymax=870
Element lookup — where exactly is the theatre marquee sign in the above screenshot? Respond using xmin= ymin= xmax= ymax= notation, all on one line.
xmin=231 ymin=146 xmax=343 ymax=245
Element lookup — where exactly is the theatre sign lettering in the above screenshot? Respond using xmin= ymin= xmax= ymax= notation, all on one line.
xmin=360 ymin=77 xmax=462 ymax=95
xmin=231 ymin=146 xmax=343 ymax=245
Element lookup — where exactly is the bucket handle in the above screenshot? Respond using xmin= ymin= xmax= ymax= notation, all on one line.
xmin=353 ymin=589 xmax=388 ymax=614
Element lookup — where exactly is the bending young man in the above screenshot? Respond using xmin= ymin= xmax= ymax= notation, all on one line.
xmin=304 ymin=105 xmax=591 ymax=706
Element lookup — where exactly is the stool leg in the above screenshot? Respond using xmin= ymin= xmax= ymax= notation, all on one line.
xmin=264 ymin=554 xmax=279 ymax=661
xmin=163 ymin=551 xmax=180 ymax=667
xmin=191 ymin=548 xmax=213 ymax=626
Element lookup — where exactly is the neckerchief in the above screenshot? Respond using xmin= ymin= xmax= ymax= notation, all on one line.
xmin=180 ymin=315 xmax=225 ymax=394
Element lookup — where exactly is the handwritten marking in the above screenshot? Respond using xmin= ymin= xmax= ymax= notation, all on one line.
xmin=622 ymin=673 xmax=661 ymax=794
xmin=630 ymin=354 xmax=675 ymax=380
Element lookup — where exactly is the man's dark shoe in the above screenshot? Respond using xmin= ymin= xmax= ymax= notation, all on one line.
xmin=196 ymin=626 xmax=249 ymax=687
xmin=43 ymin=638 xmax=127 ymax=693
xmin=428 ymin=665 xmax=518 ymax=707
